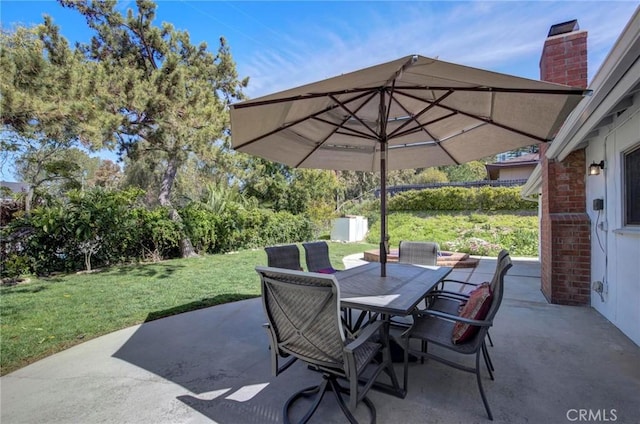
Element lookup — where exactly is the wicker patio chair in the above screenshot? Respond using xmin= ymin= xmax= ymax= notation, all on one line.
xmin=401 ymin=253 xmax=512 ymax=420
xmin=397 ymin=241 xmax=439 ymax=266
xmin=302 ymin=241 xmax=338 ymax=273
xmin=265 ymin=244 xmax=303 ymax=271
xmin=257 ymin=266 xmax=399 ymax=424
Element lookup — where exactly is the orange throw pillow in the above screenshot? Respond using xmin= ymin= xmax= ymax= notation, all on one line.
xmin=451 ymin=283 xmax=492 ymax=344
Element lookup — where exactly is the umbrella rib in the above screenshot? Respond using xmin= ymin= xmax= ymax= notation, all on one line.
xmin=233 ymin=90 xmax=374 ymax=150
xmin=386 ymin=90 xmax=454 ymax=139
xmin=391 ymin=112 xmax=456 ymax=139
xmin=396 ymin=90 xmax=548 ymax=143
xmin=295 ymin=91 xmax=380 ymax=167
xmin=385 ymin=90 xmax=462 ymax=165
xmin=328 ymin=93 xmax=379 ymax=139
xmin=438 ymin=102 xmax=548 ymax=142
xmin=312 ymin=118 xmax=378 ymax=140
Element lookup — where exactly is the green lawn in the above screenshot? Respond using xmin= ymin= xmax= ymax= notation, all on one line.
xmin=1 ymin=211 xmax=540 ymax=376
xmin=0 ymin=242 xmax=375 ymax=375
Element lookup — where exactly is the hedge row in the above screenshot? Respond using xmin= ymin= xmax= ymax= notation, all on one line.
xmin=388 ymin=186 xmax=536 ymax=211
xmin=1 ymin=189 xmax=312 ymax=277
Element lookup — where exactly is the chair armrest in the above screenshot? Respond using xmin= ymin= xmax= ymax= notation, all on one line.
xmin=344 ymin=320 xmax=384 ymax=353
xmin=417 ymin=308 xmax=493 ymax=327
xmin=438 ymin=279 xmax=481 ymax=287
xmin=427 ymin=290 xmax=470 ymax=301
xmin=440 ymin=278 xmax=482 ymax=288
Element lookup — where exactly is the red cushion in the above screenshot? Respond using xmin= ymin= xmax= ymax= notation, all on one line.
xmin=452 ymin=283 xmax=492 ymax=344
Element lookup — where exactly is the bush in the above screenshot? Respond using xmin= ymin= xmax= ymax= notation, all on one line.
xmin=180 ymin=203 xmax=218 ymax=254
xmin=132 ymin=207 xmax=181 ymax=261
xmin=0 ymin=254 xmax=30 ymax=282
xmin=213 ymin=206 xmax=313 ymax=253
xmin=366 ymin=211 xmax=538 ymax=257
xmin=388 ymin=186 xmax=536 ymax=211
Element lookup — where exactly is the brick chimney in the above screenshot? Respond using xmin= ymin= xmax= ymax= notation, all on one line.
xmin=538 ymin=20 xmax=591 ymax=305
xmin=540 ymin=19 xmax=588 ymax=88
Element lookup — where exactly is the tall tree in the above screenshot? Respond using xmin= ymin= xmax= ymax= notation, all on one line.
xmin=1 ymin=22 xmax=100 ymax=211
xmin=91 ymin=159 xmax=122 ymax=189
xmin=60 ymin=0 xmax=248 ymax=257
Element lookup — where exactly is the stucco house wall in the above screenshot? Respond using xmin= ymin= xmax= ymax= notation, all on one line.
xmin=586 ymin=95 xmax=640 ymax=345
xmin=496 ymin=166 xmax=536 ymax=181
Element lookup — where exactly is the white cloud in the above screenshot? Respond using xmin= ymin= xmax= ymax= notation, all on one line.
xmin=237 ymin=2 xmax=638 ymax=98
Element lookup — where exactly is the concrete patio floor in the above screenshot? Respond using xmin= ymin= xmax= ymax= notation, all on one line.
xmin=1 ymin=256 xmax=639 ymax=423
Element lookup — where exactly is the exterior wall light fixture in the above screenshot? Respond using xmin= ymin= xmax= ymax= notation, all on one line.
xmin=589 ymin=160 xmax=605 ymax=176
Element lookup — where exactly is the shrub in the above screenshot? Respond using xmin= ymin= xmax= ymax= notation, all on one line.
xmin=366 ymin=211 xmax=538 ymax=257
xmin=181 ymin=203 xmax=218 ymax=254
xmin=214 ymin=206 xmax=313 ymax=253
xmin=0 ymin=254 xmax=30 ymax=282
xmin=388 ymin=186 xmax=536 ymax=211
xmin=132 ymin=207 xmax=181 ymax=261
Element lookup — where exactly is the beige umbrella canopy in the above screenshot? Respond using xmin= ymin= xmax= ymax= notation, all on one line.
xmin=230 ymin=55 xmax=588 ymax=276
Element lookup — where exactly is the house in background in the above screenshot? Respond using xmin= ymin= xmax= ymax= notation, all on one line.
xmin=523 ymin=9 xmax=640 ymax=346
xmin=485 ymin=152 xmax=539 ymax=181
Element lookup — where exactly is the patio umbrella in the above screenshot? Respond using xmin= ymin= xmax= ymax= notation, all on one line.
xmin=230 ymin=55 xmax=588 ymax=276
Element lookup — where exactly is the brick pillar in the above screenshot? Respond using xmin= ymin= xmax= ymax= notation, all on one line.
xmin=539 ymin=21 xmax=591 ymax=305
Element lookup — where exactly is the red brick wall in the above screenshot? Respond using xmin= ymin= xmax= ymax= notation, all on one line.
xmin=540 ymin=149 xmax=591 ymax=305
xmin=539 ymin=28 xmax=591 ymax=305
xmin=540 ymin=31 xmax=588 ymax=87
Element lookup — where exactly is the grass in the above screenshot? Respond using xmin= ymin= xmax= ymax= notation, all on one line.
xmin=0 ymin=242 xmax=375 ymax=375
xmin=1 ymin=211 xmax=539 ymax=375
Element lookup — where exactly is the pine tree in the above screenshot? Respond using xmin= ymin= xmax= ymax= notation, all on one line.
xmin=60 ymin=0 xmax=248 ymax=257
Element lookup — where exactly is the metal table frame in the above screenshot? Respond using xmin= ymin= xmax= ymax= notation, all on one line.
xmin=336 ymin=262 xmax=453 ymax=397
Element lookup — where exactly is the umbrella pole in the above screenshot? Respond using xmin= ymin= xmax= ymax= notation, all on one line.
xmin=380 ymin=138 xmax=388 ymax=277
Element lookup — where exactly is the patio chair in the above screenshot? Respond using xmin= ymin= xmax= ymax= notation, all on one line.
xmin=265 ymin=244 xmax=303 ymax=270
xmin=257 ymin=266 xmax=399 ymax=424
xmin=389 ymin=241 xmax=440 ymax=329
xmin=397 ymin=241 xmax=439 ymax=266
xmin=401 ymin=253 xmax=512 ymax=420
xmin=426 ymin=250 xmax=510 ymax=348
xmin=302 ymin=241 xmax=338 ymax=273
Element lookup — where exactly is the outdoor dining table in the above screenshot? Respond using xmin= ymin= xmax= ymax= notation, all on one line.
xmin=335 ymin=261 xmax=453 ymax=397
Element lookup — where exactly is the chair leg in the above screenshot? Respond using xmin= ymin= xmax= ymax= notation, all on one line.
xmin=284 ymin=381 xmax=327 ymax=424
xmin=420 ymin=340 xmax=427 ymax=364
xmin=487 ymin=331 xmax=494 ymax=347
xmin=481 ymin=343 xmax=494 ymax=380
xmin=329 ymin=377 xmax=375 ymax=424
xmin=482 ymin=342 xmax=495 ymax=373
xmin=284 ymin=376 xmax=376 ymax=424
xmin=475 ymin=351 xmax=494 ymax=421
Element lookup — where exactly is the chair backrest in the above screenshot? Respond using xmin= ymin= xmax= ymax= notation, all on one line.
xmin=265 ymin=244 xmax=302 ymax=270
xmin=302 ymin=241 xmax=335 ymax=273
xmin=257 ymin=266 xmax=346 ymax=370
xmin=398 ymin=241 xmax=439 ymax=266
xmin=489 ymin=249 xmax=510 ymax=294
xmin=485 ymin=252 xmax=512 ymax=323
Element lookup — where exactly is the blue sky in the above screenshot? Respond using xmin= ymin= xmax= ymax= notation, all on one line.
xmin=2 ymin=1 xmax=638 ymax=97
xmin=1 ymin=1 xmax=638 ymax=178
